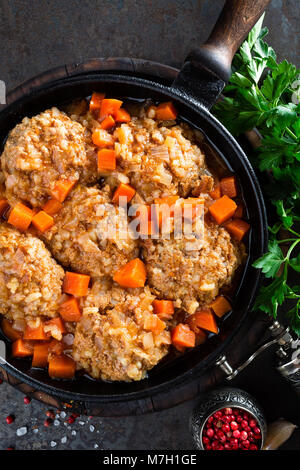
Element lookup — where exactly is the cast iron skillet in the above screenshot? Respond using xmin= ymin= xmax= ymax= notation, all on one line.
xmin=0 ymin=0 xmax=269 ymax=412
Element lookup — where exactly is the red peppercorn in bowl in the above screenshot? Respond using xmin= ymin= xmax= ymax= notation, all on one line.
xmin=190 ymin=387 xmax=266 ymax=450
xmin=202 ymin=407 xmax=262 ymax=450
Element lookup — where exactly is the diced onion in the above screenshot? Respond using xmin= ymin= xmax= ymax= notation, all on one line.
xmin=150 ymin=145 xmax=170 ymax=161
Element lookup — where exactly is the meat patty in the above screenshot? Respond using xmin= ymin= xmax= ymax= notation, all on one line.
xmin=0 ymin=224 xmax=64 ymax=326
xmin=73 ymin=286 xmax=171 ymax=381
xmin=1 ymin=107 xmax=97 ymax=207
xmin=42 ymin=185 xmax=139 ymax=278
xmin=111 ymin=105 xmax=211 ymax=203
xmin=142 ymin=222 xmax=244 ymax=314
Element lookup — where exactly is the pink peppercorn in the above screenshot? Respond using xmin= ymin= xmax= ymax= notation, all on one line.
xmin=202 ymin=407 xmax=261 ymax=451
xmin=230 ymin=421 xmax=239 ymax=431
xmin=5 ymin=415 xmax=14 ymax=425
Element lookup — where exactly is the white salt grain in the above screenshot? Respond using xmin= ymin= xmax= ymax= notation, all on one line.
xmin=60 ymin=411 xmax=66 ymax=419
xmin=89 ymin=425 xmax=95 ymax=432
xmin=33 ymin=428 xmax=39 ymax=434
xmin=71 ymin=430 xmax=77 ymax=436
xmin=50 ymin=441 xmax=57 ymax=448
xmin=94 ymin=443 xmax=99 ymax=449
xmin=16 ymin=427 xmax=27 ymax=437
xmin=54 ymin=420 xmax=60 ymax=426
xmin=79 ymin=421 xmax=85 ymax=426
xmin=61 ymin=436 xmax=67 ymax=444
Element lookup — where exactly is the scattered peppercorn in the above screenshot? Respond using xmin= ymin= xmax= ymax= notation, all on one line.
xmin=44 ymin=418 xmax=52 ymax=427
xmin=5 ymin=415 xmax=14 ymax=425
xmin=45 ymin=410 xmax=55 ymax=419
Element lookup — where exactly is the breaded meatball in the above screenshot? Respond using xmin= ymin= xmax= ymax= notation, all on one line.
xmin=142 ymin=223 xmax=243 ymax=314
xmin=73 ymin=286 xmax=171 ymax=381
xmin=42 ymin=185 xmax=139 ymax=278
xmin=1 ymin=107 xmax=97 ymax=207
xmin=112 ymin=110 xmax=209 ymax=203
xmin=0 ymin=224 xmax=64 ymax=325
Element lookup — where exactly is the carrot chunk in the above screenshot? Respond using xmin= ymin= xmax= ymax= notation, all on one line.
xmin=234 ymin=203 xmax=244 ymax=219
xmin=153 ymin=196 xmax=179 ymax=227
xmin=0 ymin=199 xmax=9 ymax=217
xmin=99 ymin=98 xmax=123 ymax=119
xmin=209 ymin=184 xmax=221 ymax=200
xmin=100 ymin=115 xmax=115 ymax=130
xmin=210 ymin=296 xmax=232 ymax=318
xmin=1 ymin=319 xmax=22 ymax=341
xmin=171 ymin=323 xmax=195 ymax=350
xmin=23 ymin=323 xmax=49 ymax=341
xmin=48 ymin=354 xmax=76 ymax=379
xmin=144 ymin=314 xmax=166 ymax=335
xmin=12 ymin=339 xmax=33 ymax=358
xmin=186 ymin=314 xmax=207 ymax=345
xmin=32 ymin=342 xmax=50 ymax=368
xmin=112 ymin=183 xmax=136 ymax=205
xmin=89 ymin=92 xmax=105 ymax=113
xmin=156 ymin=101 xmax=178 ymax=120
xmin=59 ymin=296 xmax=82 ymax=322
xmin=115 ymin=108 xmax=131 ymax=123
xmin=97 ymin=148 xmax=116 ymax=171
xmin=220 ymin=176 xmax=238 ymax=198
xmin=189 ymin=309 xmax=219 ymax=334
xmin=8 ymin=202 xmax=34 ymax=231
xmin=92 ymin=128 xmax=115 ymax=147
xmin=63 ymin=271 xmax=90 ymax=297
xmin=32 ymin=210 xmax=54 ymax=233
xmin=42 ymin=198 xmax=62 ymax=215
xmin=153 ymin=300 xmax=174 ymax=320
xmin=52 ymin=179 xmax=75 ymax=203
xmin=44 ymin=317 xmax=67 ymax=337
xmin=113 ymin=258 xmax=147 ymax=288
xmin=225 ymin=218 xmax=250 ymax=241
xmin=208 ymin=195 xmax=237 ymax=224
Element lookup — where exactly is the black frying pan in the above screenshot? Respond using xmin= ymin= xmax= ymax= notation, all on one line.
xmin=0 ymin=0 xmax=269 ymax=415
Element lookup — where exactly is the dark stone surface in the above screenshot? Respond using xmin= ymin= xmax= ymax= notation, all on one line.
xmin=0 ymin=0 xmax=299 ymax=92
xmin=0 ymin=0 xmax=299 ymax=451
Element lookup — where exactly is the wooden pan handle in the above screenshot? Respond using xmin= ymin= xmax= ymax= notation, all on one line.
xmin=187 ymin=0 xmax=271 ymax=81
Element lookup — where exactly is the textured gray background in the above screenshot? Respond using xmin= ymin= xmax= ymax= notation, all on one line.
xmin=0 ymin=0 xmax=300 ymax=451
xmin=0 ymin=0 xmax=299 ymax=92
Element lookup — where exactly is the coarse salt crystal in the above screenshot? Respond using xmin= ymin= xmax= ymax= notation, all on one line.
xmin=16 ymin=427 xmax=27 ymax=437
xmin=50 ymin=441 xmax=57 ymax=448
xmin=89 ymin=425 xmax=95 ymax=432
xmin=54 ymin=419 xmax=60 ymax=426
xmin=71 ymin=430 xmax=77 ymax=436
xmin=33 ymin=428 xmax=39 ymax=434
xmin=79 ymin=421 xmax=85 ymax=426
xmin=60 ymin=411 xmax=66 ymax=419
xmin=94 ymin=443 xmax=99 ymax=449
xmin=61 ymin=436 xmax=67 ymax=444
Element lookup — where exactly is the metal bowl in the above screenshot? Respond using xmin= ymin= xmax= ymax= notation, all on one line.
xmin=190 ymin=387 xmax=267 ymax=450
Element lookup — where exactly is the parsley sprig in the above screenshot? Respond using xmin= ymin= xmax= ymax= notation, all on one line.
xmin=213 ymin=15 xmax=300 ymax=335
